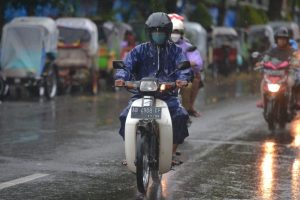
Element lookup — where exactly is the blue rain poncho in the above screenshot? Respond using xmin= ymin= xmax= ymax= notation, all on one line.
xmin=115 ymin=41 xmax=193 ymax=144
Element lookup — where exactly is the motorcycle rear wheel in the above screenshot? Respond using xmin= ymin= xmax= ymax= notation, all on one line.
xmin=136 ymin=131 xmax=150 ymax=194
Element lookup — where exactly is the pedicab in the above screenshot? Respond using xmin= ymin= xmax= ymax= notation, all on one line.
xmin=210 ymin=27 xmax=240 ymax=76
xmin=0 ymin=17 xmax=59 ymax=100
xmin=55 ymin=17 xmax=99 ymax=95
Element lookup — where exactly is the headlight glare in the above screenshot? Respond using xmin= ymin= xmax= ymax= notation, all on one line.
xmin=267 ymin=83 xmax=280 ymax=93
xmin=140 ymin=81 xmax=158 ymax=92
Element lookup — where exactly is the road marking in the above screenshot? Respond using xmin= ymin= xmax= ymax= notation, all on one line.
xmin=0 ymin=173 xmax=49 ymax=190
xmin=189 ymin=139 xmax=260 ymax=146
xmin=228 ymin=112 xmax=258 ymax=122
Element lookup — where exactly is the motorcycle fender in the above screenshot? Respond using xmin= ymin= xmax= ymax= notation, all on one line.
xmin=155 ymin=99 xmax=173 ymax=174
xmin=124 ymin=98 xmax=173 ymax=174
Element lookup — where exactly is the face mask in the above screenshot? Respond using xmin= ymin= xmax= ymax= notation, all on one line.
xmin=171 ymin=33 xmax=181 ymax=43
xmin=151 ymin=32 xmax=167 ymax=45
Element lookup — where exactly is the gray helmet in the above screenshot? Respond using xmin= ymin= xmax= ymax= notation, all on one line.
xmin=145 ymin=12 xmax=172 ymax=45
xmin=274 ymin=26 xmax=290 ymax=41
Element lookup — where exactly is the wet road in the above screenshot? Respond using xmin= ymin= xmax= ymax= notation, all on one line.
xmin=1 ymin=73 xmax=300 ymax=199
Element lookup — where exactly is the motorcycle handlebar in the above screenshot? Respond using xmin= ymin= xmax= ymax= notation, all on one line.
xmin=114 ymin=81 xmax=177 ymax=91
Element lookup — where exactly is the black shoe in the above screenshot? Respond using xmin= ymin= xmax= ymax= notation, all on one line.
xmin=122 ymin=160 xmax=127 ymax=166
xmin=187 ymin=117 xmax=192 ymax=127
xmin=171 ymin=155 xmax=183 ymax=166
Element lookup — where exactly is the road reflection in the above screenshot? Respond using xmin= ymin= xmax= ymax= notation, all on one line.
xmin=291 ymin=118 xmax=300 ymax=147
xmin=159 ymin=176 xmax=166 ymax=198
xmin=146 ymin=173 xmax=169 ymax=200
xmin=258 ymin=118 xmax=300 ymax=200
xmin=291 ymin=118 xmax=300 ymax=200
xmin=259 ymin=141 xmax=275 ymax=200
xmin=292 ymin=158 xmax=300 ymax=200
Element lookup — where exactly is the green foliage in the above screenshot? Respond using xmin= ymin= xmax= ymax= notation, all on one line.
xmin=150 ymin=0 xmax=166 ymax=12
xmin=188 ymin=2 xmax=212 ymax=30
xmin=237 ymin=5 xmax=269 ymax=27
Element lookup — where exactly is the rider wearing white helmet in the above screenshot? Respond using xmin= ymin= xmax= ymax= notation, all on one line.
xmin=168 ymin=13 xmax=204 ymax=118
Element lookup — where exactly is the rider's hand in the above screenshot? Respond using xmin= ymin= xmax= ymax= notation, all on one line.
xmin=176 ymin=80 xmax=188 ymax=88
xmin=190 ymin=61 xmax=196 ymax=70
xmin=255 ymin=61 xmax=262 ymax=67
xmin=115 ymin=79 xmax=125 ymax=87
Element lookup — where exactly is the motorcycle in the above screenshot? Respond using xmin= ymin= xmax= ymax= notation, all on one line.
xmin=113 ymin=60 xmax=190 ymax=194
xmin=253 ymin=52 xmax=297 ymax=132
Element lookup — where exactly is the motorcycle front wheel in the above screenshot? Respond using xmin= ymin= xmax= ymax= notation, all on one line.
xmin=265 ymin=100 xmax=275 ymax=132
xmin=136 ymin=131 xmax=150 ymax=194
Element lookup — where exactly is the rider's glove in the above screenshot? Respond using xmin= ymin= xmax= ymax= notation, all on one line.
xmin=115 ymin=79 xmax=125 ymax=87
xmin=176 ymin=80 xmax=188 ymax=88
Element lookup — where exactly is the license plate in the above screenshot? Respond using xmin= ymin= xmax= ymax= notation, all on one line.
xmin=131 ymin=106 xmax=162 ymax=119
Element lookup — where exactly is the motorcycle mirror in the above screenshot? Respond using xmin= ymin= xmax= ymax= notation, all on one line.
xmin=176 ymin=61 xmax=191 ymax=71
xmin=251 ymin=52 xmax=261 ymax=59
xmin=167 ymin=61 xmax=191 ymax=77
xmin=113 ymin=60 xmax=126 ymax=70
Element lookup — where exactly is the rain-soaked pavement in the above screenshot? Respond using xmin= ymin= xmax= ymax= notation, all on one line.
xmin=1 ymin=72 xmax=300 ymax=199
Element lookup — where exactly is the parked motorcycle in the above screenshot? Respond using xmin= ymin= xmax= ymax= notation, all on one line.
xmin=254 ymin=52 xmax=297 ymax=132
xmin=113 ymin=60 xmax=190 ymax=194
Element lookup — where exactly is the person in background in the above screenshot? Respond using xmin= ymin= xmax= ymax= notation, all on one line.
xmin=168 ymin=13 xmax=203 ymax=117
xmin=121 ymin=30 xmax=137 ymax=60
xmin=256 ymin=27 xmax=297 ymax=114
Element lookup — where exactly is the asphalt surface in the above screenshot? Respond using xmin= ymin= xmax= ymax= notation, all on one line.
xmin=1 ymin=72 xmax=300 ymax=200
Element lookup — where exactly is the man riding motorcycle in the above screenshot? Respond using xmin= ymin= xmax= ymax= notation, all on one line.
xmin=257 ymin=26 xmax=297 ymax=114
xmin=168 ymin=13 xmax=204 ymax=118
xmin=114 ymin=12 xmax=193 ymax=164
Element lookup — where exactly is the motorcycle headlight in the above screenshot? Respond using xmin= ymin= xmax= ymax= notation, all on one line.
xmin=139 ymin=80 xmax=158 ymax=92
xmin=267 ymin=83 xmax=280 ymax=93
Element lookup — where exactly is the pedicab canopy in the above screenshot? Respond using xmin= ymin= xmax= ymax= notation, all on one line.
xmin=102 ymin=21 xmax=133 ymax=58
xmin=0 ymin=17 xmax=58 ymax=78
xmin=248 ymin=24 xmax=275 ymax=53
xmin=212 ymin=27 xmax=238 ymax=47
xmin=56 ymin=18 xmax=98 ymax=56
xmin=212 ymin=27 xmax=239 ymax=48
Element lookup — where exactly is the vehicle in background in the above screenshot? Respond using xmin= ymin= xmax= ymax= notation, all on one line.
xmin=254 ymin=53 xmax=296 ymax=134
xmin=184 ymin=21 xmax=207 ymax=65
xmin=55 ymin=17 xmax=99 ymax=95
xmin=209 ymin=27 xmax=240 ymax=76
xmin=184 ymin=21 xmax=207 ymax=80
xmin=247 ymin=24 xmax=275 ymax=66
xmin=97 ymin=21 xmax=133 ymax=90
xmin=128 ymin=21 xmax=147 ymax=43
xmin=0 ymin=17 xmax=59 ymax=100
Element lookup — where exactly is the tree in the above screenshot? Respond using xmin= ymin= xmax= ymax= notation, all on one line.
xmin=217 ymin=0 xmax=226 ymax=26
xmin=237 ymin=5 xmax=268 ymax=28
xmin=188 ymin=2 xmax=212 ymax=30
xmin=268 ymin=0 xmax=283 ymax=20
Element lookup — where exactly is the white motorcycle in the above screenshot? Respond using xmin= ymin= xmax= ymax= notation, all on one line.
xmin=114 ymin=60 xmax=190 ymax=194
